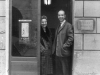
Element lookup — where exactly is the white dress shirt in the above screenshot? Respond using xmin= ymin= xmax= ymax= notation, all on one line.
xmin=60 ymin=20 xmax=66 ymax=27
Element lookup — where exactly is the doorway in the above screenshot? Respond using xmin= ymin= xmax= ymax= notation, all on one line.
xmin=41 ymin=0 xmax=74 ymax=75
xmin=41 ymin=0 xmax=73 ymax=39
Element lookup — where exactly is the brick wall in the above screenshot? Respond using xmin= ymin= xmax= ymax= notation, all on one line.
xmin=73 ymin=0 xmax=100 ymax=75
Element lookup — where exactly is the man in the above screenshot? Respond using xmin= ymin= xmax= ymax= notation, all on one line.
xmin=52 ymin=10 xmax=74 ymax=75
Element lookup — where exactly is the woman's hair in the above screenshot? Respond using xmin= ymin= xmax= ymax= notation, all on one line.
xmin=41 ymin=15 xmax=50 ymax=41
xmin=41 ymin=15 xmax=47 ymax=20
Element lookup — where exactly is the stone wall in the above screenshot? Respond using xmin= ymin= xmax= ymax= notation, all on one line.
xmin=73 ymin=0 xmax=100 ymax=75
xmin=0 ymin=0 xmax=7 ymax=75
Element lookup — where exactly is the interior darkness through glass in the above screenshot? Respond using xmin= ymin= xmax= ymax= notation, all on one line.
xmin=12 ymin=0 xmax=37 ymax=57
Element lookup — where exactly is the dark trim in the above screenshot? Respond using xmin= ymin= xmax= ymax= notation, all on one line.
xmin=83 ymin=0 xmax=84 ymax=17
xmin=75 ymin=0 xmax=83 ymax=1
xmin=75 ymin=50 xmax=100 ymax=51
xmin=0 ymin=16 xmax=6 ymax=17
xmin=74 ymin=33 xmax=100 ymax=34
xmin=84 ymin=0 xmax=100 ymax=1
xmin=75 ymin=16 xmax=100 ymax=18
xmin=9 ymin=0 xmax=12 ymax=75
xmin=37 ymin=0 xmax=41 ymax=75
xmin=75 ymin=0 xmax=100 ymax=1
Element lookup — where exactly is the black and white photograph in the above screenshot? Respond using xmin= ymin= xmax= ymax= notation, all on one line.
xmin=0 ymin=0 xmax=99 ymax=75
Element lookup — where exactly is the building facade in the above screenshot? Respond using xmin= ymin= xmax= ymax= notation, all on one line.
xmin=0 ymin=0 xmax=100 ymax=75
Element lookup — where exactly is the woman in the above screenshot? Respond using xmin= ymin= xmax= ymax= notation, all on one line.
xmin=40 ymin=15 xmax=53 ymax=75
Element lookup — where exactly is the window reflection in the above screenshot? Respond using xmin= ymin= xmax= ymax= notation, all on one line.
xmin=12 ymin=6 xmax=37 ymax=57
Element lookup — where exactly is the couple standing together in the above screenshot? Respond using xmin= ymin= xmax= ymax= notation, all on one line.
xmin=40 ymin=10 xmax=74 ymax=75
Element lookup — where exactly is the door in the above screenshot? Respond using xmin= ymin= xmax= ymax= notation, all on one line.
xmin=9 ymin=0 xmax=40 ymax=75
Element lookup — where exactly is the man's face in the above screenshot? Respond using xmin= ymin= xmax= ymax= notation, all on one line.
xmin=58 ymin=10 xmax=66 ymax=22
xmin=41 ymin=19 xmax=47 ymax=27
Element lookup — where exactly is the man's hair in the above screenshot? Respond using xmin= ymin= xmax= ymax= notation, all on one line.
xmin=59 ymin=9 xmax=65 ymax=12
xmin=58 ymin=9 xmax=65 ymax=15
xmin=41 ymin=15 xmax=47 ymax=20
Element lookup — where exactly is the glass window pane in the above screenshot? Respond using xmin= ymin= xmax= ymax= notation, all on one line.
xmin=12 ymin=5 xmax=38 ymax=57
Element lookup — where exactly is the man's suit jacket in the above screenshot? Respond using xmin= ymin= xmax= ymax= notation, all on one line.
xmin=52 ymin=20 xmax=74 ymax=57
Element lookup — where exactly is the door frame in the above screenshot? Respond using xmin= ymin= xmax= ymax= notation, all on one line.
xmin=6 ymin=0 xmax=10 ymax=75
xmin=72 ymin=0 xmax=75 ymax=75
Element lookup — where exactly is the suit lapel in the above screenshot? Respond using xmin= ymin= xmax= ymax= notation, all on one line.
xmin=58 ymin=21 xmax=66 ymax=34
xmin=54 ymin=24 xmax=60 ymax=43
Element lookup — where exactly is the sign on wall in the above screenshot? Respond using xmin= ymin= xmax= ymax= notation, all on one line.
xmin=21 ymin=23 xmax=29 ymax=38
xmin=77 ymin=19 xmax=94 ymax=31
xmin=19 ymin=20 xmax=32 ymax=44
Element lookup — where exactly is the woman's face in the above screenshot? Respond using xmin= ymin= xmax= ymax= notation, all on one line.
xmin=41 ymin=19 xmax=47 ymax=28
